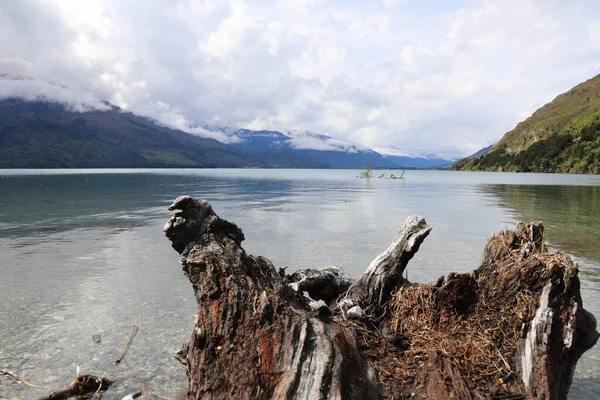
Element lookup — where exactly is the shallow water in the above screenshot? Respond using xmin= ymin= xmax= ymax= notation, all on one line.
xmin=0 ymin=169 xmax=599 ymax=399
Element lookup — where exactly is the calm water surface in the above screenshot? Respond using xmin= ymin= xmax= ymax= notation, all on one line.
xmin=0 ymin=169 xmax=599 ymax=399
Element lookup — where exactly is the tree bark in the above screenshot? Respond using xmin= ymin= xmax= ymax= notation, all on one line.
xmin=164 ymin=196 xmax=378 ymax=400
xmin=164 ymin=196 xmax=599 ymax=400
xmin=344 ymin=215 xmax=431 ymax=314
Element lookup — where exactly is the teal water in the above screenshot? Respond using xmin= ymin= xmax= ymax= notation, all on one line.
xmin=0 ymin=169 xmax=599 ymax=399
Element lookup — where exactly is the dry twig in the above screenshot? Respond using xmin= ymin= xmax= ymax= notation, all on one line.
xmin=116 ymin=325 xmax=139 ymax=365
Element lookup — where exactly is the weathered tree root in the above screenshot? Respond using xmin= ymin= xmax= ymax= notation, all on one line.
xmin=164 ymin=196 xmax=599 ymax=400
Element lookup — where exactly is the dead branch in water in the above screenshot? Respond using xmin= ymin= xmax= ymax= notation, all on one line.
xmin=1 ymin=369 xmax=59 ymax=391
xmin=38 ymin=374 xmax=115 ymax=400
xmin=1 ymin=324 xmax=179 ymax=400
xmin=1 ymin=369 xmax=115 ymax=400
xmin=115 ymin=324 xmax=139 ymax=365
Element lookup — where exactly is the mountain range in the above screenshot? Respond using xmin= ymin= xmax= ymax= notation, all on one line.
xmin=0 ymin=76 xmax=451 ymax=169
xmin=453 ymin=74 xmax=600 ymax=174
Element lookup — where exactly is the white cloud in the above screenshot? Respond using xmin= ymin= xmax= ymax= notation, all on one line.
xmin=289 ymin=136 xmax=340 ymax=151
xmin=324 ymin=138 xmax=358 ymax=153
xmin=373 ymin=147 xmax=411 ymax=157
xmin=1 ymin=0 xmax=600 ymax=158
xmin=0 ymin=78 xmax=110 ymax=112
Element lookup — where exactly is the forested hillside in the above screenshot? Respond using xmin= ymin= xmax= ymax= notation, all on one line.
xmin=454 ymin=74 xmax=600 ymax=173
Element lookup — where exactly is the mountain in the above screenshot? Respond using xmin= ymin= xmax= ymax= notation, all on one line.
xmin=228 ymin=129 xmax=403 ymax=168
xmin=0 ymin=99 xmax=410 ymax=168
xmin=228 ymin=129 xmax=453 ymax=168
xmin=453 ymin=74 xmax=600 ymax=173
xmin=0 ymin=76 xmax=453 ymax=169
xmin=0 ymin=98 xmax=254 ymax=168
xmin=383 ymin=154 xmax=454 ymax=168
xmin=464 ymin=144 xmax=493 ymax=159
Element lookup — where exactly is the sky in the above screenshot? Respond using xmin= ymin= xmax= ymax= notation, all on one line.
xmin=1 ymin=0 xmax=600 ymax=159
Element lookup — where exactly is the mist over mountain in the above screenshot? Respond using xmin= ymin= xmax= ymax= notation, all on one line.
xmin=0 ymin=97 xmax=252 ymax=168
xmin=0 ymin=75 xmax=453 ymax=169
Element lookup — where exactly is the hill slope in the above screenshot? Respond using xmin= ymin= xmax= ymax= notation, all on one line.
xmin=0 ymin=98 xmax=256 ymax=168
xmin=453 ymin=74 xmax=600 ymax=173
xmin=465 ymin=145 xmax=493 ymax=159
xmin=0 ymin=99 xmax=406 ymax=169
xmin=229 ymin=129 xmax=402 ymax=169
xmin=0 ymin=98 xmax=379 ymax=169
xmin=0 ymin=97 xmax=452 ymax=169
xmin=0 ymin=74 xmax=454 ymax=169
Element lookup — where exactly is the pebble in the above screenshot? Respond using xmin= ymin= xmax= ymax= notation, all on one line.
xmin=347 ymin=306 xmax=364 ymax=319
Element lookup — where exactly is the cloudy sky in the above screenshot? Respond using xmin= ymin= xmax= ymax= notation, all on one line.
xmin=1 ymin=0 xmax=599 ymax=158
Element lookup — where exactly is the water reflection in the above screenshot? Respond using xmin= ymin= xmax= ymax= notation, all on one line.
xmin=1 ymin=170 xmax=599 ymax=399
xmin=486 ymin=184 xmax=600 ymax=280
xmin=484 ymin=183 xmax=600 ymax=398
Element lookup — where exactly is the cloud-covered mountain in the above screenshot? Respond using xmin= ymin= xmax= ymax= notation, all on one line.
xmin=2 ymin=0 xmax=599 ymax=160
xmin=226 ymin=128 xmax=452 ymax=168
xmin=227 ymin=129 xmax=401 ymax=168
xmin=0 ymin=97 xmax=452 ymax=169
xmin=0 ymin=75 xmax=452 ymax=168
xmin=0 ymin=73 xmax=111 ymax=113
xmin=0 ymin=97 xmax=254 ymax=168
xmin=284 ymin=129 xmax=362 ymax=152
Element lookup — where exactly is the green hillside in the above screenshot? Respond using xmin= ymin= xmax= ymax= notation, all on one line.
xmin=0 ymin=98 xmax=384 ymax=169
xmin=0 ymin=98 xmax=257 ymax=168
xmin=453 ymin=74 xmax=600 ymax=174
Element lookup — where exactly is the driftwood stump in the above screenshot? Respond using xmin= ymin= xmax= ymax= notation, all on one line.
xmin=164 ymin=196 xmax=598 ymax=400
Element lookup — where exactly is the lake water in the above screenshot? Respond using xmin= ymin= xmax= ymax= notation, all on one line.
xmin=0 ymin=169 xmax=599 ymax=399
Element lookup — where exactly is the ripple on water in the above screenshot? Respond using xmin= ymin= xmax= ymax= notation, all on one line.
xmin=1 ymin=169 xmax=599 ymax=398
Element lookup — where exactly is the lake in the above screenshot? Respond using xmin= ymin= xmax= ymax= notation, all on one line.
xmin=0 ymin=169 xmax=599 ymax=399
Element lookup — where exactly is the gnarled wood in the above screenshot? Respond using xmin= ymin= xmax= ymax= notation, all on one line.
xmin=475 ymin=222 xmax=600 ymax=399
xmin=344 ymin=215 xmax=431 ymax=314
xmin=165 ymin=197 xmax=598 ymax=400
xmin=164 ymin=196 xmax=378 ymax=400
xmin=285 ymin=266 xmax=354 ymax=307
